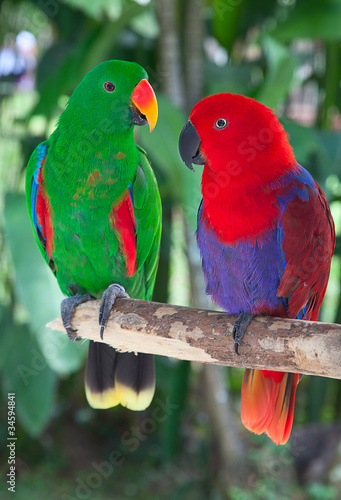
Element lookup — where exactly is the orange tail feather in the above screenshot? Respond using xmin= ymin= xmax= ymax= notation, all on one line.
xmin=241 ymin=369 xmax=300 ymax=445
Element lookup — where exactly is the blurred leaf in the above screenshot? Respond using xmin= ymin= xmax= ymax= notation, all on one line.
xmin=161 ymin=360 xmax=191 ymax=461
xmin=212 ymin=0 xmax=245 ymax=53
xmin=1 ymin=322 xmax=57 ymax=436
xmin=138 ymin=95 xmax=202 ymax=229
xmin=281 ymin=119 xmax=341 ymax=185
xmin=272 ymin=0 xmax=341 ymax=41
xmin=153 ymin=200 xmax=172 ymax=304
xmin=34 ymin=40 xmax=91 ymax=116
xmin=211 ymin=0 xmax=278 ymax=53
xmin=204 ymin=61 xmax=256 ymax=96
xmin=34 ymin=1 xmax=146 ymax=116
xmin=316 ymin=130 xmax=341 ymax=177
xmin=4 ymin=194 xmax=87 ymax=375
xmin=282 ymin=118 xmax=321 ymax=164
xmin=306 ymin=376 xmax=329 ymax=423
xmin=255 ymin=35 xmax=297 ymax=108
xmin=130 ymin=8 xmax=159 ymax=38
xmin=83 ymin=1 xmax=146 ymax=74
xmin=306 ymin=482 xmax=338 ymax=500
xmin=0 ymin=306 xmax=14 ymax=368
xmin=62 ymin=0 xmax=123 ymax=20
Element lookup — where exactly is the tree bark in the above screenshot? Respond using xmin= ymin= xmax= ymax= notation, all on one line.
xmin=157 ymin=0 xmax=186 ymax=109
xmin=48 ymin=298 xmax=341 ymax=379
xmin=184 ymin=0 xmax=204 ymax=110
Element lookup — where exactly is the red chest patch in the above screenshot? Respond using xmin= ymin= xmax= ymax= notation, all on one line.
xmin=202 ymin=185 xmax=279 ymax=243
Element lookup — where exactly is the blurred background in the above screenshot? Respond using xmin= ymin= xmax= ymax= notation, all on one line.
xmin=1 ymin=0 xmax=341 ymax=498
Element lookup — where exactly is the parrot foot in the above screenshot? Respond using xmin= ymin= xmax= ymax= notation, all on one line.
xmin=61 ymin=293 xmax=94 ymax=341
xmin=99 ymin=284 xmax=129 ymax=340
xmin=232 ymin=312 xmax=254 ymax=355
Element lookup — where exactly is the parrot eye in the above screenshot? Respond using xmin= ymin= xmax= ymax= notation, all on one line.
xmin=215 ymin=118 xmax=228 ymax=129
xmin=104 ymin=82 xmax=116 ymax=92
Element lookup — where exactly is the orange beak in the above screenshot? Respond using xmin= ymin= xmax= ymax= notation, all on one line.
xmin=131 ymin=79 xmax=158 ymax=132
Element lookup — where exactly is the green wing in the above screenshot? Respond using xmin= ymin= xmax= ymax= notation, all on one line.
xmin=133 ymin=146 xmax=162 ymax=300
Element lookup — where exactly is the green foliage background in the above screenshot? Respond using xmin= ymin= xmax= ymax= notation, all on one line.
xmin=0 ymin=0 xmax=341 ymax=498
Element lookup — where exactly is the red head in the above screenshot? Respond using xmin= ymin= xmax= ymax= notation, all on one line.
xmin=179 ymin=93 xmax=298 ymax=242
xmin=179 ymin=93 xmax=296 ymax=186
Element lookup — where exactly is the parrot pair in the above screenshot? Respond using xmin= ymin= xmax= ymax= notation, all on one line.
xmin=26 ymin=60 xmax=334 ymax=446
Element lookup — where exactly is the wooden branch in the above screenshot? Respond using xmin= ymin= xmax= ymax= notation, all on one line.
xmin=47 ymin=298 xmax=341 ymax=380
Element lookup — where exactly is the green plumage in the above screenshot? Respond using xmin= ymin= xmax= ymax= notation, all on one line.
xmin=25 ymin=60 xmax=161 ymax=410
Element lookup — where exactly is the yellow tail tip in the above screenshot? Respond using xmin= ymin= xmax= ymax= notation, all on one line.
xmin=85 ymin=385 xmax=121 ymax=410
xmin=115 ymin=382 xmax=155 ymax=411
xmin=85 ymin=384 xmax=155 ymax=411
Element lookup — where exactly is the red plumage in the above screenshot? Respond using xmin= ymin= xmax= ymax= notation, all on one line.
xmin=277 ymin=183 xmax=335 ymax=320
xmin=241 ymin=370 xmax=300 ymax=445
xmin=110 ymin=191 xmax=137 ymax=277
xmin=191 ymin=94 xmax=296 ymax=244
xmin=36 ymin=162 xmax=54 ymax=260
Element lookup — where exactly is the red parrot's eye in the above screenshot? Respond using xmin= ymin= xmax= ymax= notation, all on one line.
xmin=104 ymin=82 xmax=116 ymax=92
xmin=215 ymin=118 xmax=228 ymax=129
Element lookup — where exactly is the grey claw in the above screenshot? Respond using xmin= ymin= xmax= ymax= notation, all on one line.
xmin=232 ymin=312 xmax=254 ymax=355
xmin=99 ymin=284 xmax=129 ymax=339
xmin=61 ymin=293 xmax=94 ymax=341
xmin=66 ymin=326 xmax=81 ymax=342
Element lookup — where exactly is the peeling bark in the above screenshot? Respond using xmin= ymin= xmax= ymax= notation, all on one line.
xmin=48 ymin=298 xmax=341 ymax=379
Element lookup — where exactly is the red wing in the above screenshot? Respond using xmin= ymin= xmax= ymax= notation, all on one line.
xmin=109 ymin=191 xmax=137 ymax=277
xmin=277 ymin=182 xmax=335 ymax=320
xmin=29 ymin=144 xmax=55 ymax=273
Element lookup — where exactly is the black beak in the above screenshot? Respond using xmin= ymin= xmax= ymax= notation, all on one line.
xmin=130 ymin=106 xmax=148 ymax=127
xmin=179 ymin=121 xmax=206 ymax=171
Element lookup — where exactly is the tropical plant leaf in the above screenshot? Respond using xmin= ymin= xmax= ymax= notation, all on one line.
xmin=272 ymin=0 xmax=341 ymax=41
xmin=255 ymin=35 xmax=297 ymax=109
xmin=130 ymin=7 xmax=159 ymax=38
xmin=33 ymin=1 xmax=146 ymax=117
xmin=1 ymin=321 xmax=57 ymax=436
xmin=4 ymin=194 xmax=87 ymax=376
xmin=62 ymin=0 xmax=123 ymax=20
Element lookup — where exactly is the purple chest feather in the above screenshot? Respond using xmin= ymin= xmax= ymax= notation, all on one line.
xmin=196 ymin=202 xmax=287 ymax=315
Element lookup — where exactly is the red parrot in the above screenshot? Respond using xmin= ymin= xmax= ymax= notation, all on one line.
xmin=179 ymin=93 xmax=335 ymax=445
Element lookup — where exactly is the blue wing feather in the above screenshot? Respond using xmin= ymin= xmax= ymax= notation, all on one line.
xmin=26 ymin=142 xmax=55 ymax=272
xmin=31 ymin=143 xmax=48 ymax=247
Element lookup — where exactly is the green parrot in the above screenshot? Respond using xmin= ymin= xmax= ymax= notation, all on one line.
xmin=25 ymin=60 xmax=161 ymax=411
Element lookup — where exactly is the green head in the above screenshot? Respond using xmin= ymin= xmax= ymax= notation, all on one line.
xmin=63 ymin=60 xmax=158 ymax=134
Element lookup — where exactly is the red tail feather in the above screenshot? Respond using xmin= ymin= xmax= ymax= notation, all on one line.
xmin=241 ymin=369 xmax=300 ymax=445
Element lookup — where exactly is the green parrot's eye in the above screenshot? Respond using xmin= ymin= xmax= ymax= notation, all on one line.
xmin=215 ymin=118 xmax=228 ymax=129
xmin=104 ymin=82 xmax=116 ymax=92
